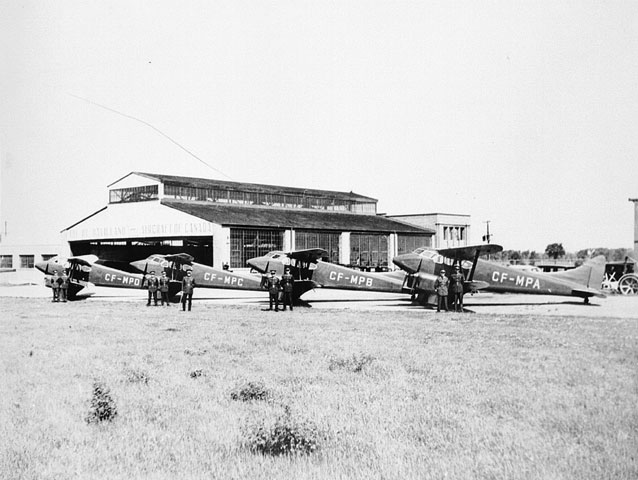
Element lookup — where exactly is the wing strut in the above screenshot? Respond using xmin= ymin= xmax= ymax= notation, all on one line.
xmin=468 ymin=249 xmax=481 ymax=282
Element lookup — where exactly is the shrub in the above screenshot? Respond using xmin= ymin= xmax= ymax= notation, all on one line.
xmin=230 ymin=381 xmax=269 ymax=402
xmin=86 ymin=382 xmax=118 ymax=424
xmin=328 ymin=353 xmax=376 ymax=373
xmin=184 ymin=348 xmax=207 ymax=356
xmin=125 ymin=368 xmax=149 ymax=385
xmin=242 ymin=411 xmax=320 ymax=456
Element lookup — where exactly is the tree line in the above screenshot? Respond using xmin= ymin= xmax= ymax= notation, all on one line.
xmin=491 ymin=243 xmax=634 ymax=266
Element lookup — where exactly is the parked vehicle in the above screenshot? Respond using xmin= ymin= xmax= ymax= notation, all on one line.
xmin=601 ymin=257 xmax=638 ymax=295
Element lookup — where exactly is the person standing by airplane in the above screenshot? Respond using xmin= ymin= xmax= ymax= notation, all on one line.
xmin=146 ymin=271 xmax=159 ymax=306
xmin=181 ymin=269 xmax=196 ymax=311
xmin=450 ymin=266 xmax=465 ymax=312
xmin=262 ymin=269 xmax=281 ymax=311
xmin=59 ymin=269 xmax=69 ymax=303
xmin=434 ymin=269 xmax=449 ymax=312
xmin=280 ymin=266 xmax=294 ymax=311
xmin=158 ymin=271 xmax=171 ymax=306
xmin=51 ymin=271 xmax=61 ymax=302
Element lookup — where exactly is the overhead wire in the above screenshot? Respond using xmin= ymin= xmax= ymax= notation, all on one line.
xmin=67 ymin=93 xmax=234 ymax=180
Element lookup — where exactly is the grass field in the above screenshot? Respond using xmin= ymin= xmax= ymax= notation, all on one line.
xmin=1 ymin=297 xmax=637 ymax=479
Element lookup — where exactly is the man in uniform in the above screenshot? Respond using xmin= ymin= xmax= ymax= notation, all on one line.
xmin=262 ymin=269 xmax=281 ymax=311
xmin=158 ymin=271 xmax=171 ymax=306
xmin=51 ymin=271 xmax=60 ymax=302
xmin=450 ymin=265 xmax=465 ymax=312
xmin=434 ymin=269 xmax=449 ymax=312
xmin=59 ymin=269 xmax=69 ymax=303
xmin=146 ymin=271 xmax=159 ymax=306
xmin=181 ymin=269 xmax=196 ymax=311
xmin=280 ymin=266 xmax=294 ymax=311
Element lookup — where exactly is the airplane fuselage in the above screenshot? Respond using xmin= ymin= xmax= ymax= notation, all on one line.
xmin=311 ymin=262 xmax=406 ymax=293
xmin=394 ymin=250 xmax=605 ymax=300
xmin=186 ymin=263 xmax=263 ymax=291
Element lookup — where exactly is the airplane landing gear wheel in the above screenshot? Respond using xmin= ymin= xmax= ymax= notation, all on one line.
xmin=618 ymin=274 xmax=638 ymax=295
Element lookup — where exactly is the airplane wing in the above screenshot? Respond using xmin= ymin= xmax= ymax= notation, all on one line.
xmin=67 ymin=255 xmax=99 ymax=266
xmin=436 ymin=244 xmax=503 ymax=260
xmin=163 ymin=253 xmax=195 ymax=265
xmin=287 ymin=248 xmax=328 ymax=263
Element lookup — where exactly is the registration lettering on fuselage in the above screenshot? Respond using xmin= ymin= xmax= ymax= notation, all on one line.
xmin=203 ymin=272 xmax=244 ymax=287
xmin=491 ymin=271 xmax=541 ymax=289
xmin=328 ymin=271 xmax=374 ymax=287
xmin=104 ymin=273 xmax=142 ymax=286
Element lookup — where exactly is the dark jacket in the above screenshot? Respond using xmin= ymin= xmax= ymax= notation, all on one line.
xmin=146 ymin=276 xmax=159 ymax=292
xmin=450 ymin=272 xmax=465 ymax=293
xmin=182 ymin=276 xmax=196 ymax=294
xmin=281 ymin=273 xmax=294 ymax=293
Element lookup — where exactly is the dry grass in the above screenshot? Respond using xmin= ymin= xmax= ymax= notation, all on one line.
xmin=0 ymin=297 xmax=636 ymax=479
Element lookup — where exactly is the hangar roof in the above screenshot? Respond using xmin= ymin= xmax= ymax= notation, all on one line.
xmin=162 ymin=199 xmax=434 ymax=234
xmin=122 ymin=172 xmax=377 ymax=203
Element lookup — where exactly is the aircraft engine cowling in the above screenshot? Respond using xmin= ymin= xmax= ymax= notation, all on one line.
xmin=417 ymin=258 xmax=436 ymax=275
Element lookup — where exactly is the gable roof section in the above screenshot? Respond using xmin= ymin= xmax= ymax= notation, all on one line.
xmin=133 ymin=172 xmax=377 ymax=203
xmin=162 ymin=200 xmax=434 ymax=234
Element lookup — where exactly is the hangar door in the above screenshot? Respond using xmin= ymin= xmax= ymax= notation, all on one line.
xmin=350 ymin=233 xmax=388 ymax=269
xmin=397 ymin=234 xmax=431 ymax=255
xmin=70 ymin=237 xmax=213 ymax=270
xmin=230 ymin=228 xmax=284 ymax=268
xmin=295 ymin=230 xmax=340 ymax=263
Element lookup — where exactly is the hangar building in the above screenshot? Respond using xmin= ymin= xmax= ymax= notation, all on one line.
xmin=62 ymin=172 xmax=435 ymax=270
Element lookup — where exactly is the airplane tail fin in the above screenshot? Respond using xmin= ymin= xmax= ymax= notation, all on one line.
xmin=549 ymin=255 xmax=606 ymax=290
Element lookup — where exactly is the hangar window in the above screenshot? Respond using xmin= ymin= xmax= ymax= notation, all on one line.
xmin=295 ymin=231 xmax=340 ymax=263
xmin=397 ymin=235 xmax=431 ymax=255
xmin=19 ymin=255 xmax=35 ymax=269
xmin=0 ymin=255 xmax=13 ymax=268
xmin=350 ymin=233 xmax=388 ymax=268
xmin=230 ymin=229 xmax=284 ymax=269
xmin=110 ymin=185 xmax=158 ymax=203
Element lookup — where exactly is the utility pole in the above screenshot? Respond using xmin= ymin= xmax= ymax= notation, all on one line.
xmin=630 ymin=198 xmax=638 ymax=265
xmin=482 ymin=220 xmax=491 ymax=244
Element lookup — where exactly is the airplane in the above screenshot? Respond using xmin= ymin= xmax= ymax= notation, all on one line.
xmin=34 ymin=255 xmax=163 ymax=300
xmin=246 ymin=248 xmax=411 ymax=301
xmin=392 ymin=245 xmax=607 ymax=305
xmin=129 ymin=253 xmax=265 ymax=297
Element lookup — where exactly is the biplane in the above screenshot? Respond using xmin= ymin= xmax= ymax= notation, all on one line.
xmin=35 ymin=255 xmax=150 ymax=300
xmin=130 ymin=253 xmax=264 ymax=299
xmin=247 ymin=248 xmax=407 ymax=301
xmin=392 ymin=244 xmax=606 ymax=304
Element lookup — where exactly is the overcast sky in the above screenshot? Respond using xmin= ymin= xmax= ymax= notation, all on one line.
xmin=1 ymin=1 xmax=637 ymax=253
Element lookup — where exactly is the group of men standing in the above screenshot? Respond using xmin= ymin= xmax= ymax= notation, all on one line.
xmin=262 ymin=267 xmax=294 ymax=312
xmin=49 ymin=270 xmax=69 ymax=302
xmin=434 ymin=265 xmax=466 ymax=312
xmin=145 ymin=269 xmax=195 ymax=311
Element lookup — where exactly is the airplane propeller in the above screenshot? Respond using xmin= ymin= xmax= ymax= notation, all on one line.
xmin=140 ymin=262 xmax=148 ymax=288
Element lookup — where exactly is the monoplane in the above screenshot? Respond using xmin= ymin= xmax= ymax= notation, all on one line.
xmin=392 ymin=245 xmax=606 ymax=304
xmin=35 ymin=255 xmax=154 ymax=300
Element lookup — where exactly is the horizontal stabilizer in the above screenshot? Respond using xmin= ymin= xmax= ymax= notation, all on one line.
xmin=437 ymin=244 xmax=503 ymax=261
xmin=572 ymin=288 xmax=606 ymax=299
